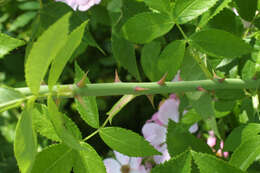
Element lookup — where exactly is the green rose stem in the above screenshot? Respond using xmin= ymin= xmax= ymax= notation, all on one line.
xmin=15 ymin=79 xmax=260 ymax=98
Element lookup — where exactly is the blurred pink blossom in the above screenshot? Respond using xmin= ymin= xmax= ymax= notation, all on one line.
xmin=103 ymin=151 xmax=147 ymax=173
xmin=142 ymin=91 xmax=198 ymax=164
xmin=206 ymin=132 xmax=229 ymax=158
xmin=207 ymin=130 xmax=216 ymax=148
xmin=55 ymin=0 xmax=101 ymax=11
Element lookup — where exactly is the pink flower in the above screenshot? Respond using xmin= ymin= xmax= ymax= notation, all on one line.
xmin=55 ymin=0 xmax=101 ymax=11
xmin=207 ymin=131 xmax=216 ymax=148
xmin=142 ymin=94 xmax=198 ymax=164
xmin=104 ymin=151 xmax=147 ymax=173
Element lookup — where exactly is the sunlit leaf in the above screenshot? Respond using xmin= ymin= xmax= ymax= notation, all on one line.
xmin=99 ymin=127 xmax=160 ymax=157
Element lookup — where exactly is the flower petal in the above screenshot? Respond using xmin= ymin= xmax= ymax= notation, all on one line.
xmin=142 ymin=123 xmax=166 ymax=146
xmin=129 ymin=157 xmax=142 ymax=169
xmin=158 ymin=98 xmax=179 ymax=125
xmin=103 ymin=158 xmax=121 ymax=173
xmin=207 ymin=136 xmax=216 ymax=148
xmin=189 ymin=123 xmax=198 ymax=133
xmin=114 ymin=151 xmax=130 ymax=165
xmin=153 ymin=144 xmax=170 ymax=164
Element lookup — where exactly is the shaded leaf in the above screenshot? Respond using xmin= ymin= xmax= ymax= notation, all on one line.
xmin=230 ymin=136 xmax=260 ymax=171
xmin=143 ymin=0 xmax=172 ymax=14
xmin=73 ymin=143 xmax=106 ymax=173
xmin=187 ymin=92 xmax=220 ymax=138
xmin=14 ymin=107 xmax=37 ymax=173
xmin=190 ymin=29 xmax=252 ymax=58
xmin=224 ymin=123 xmax=260 ymax=151
xmin=0 ymin=87 xmax=25 ymax=111
xmin=141 ymin=41 xmax=162 ymax=81
xmin=48 ymin=97 xmax=83 ymax=151
xmin=74 ymin=63 xmax=99 ymax=128
xmin=151 ymin=151 xmax=192 ymax=173
xmin=180 ymin=48 xmax=206 ymax=81
xmin=99 ymin=127 xmax=160 ymax=157
xmin=166 ymin=121 xmax=211 ymax=157
xmin=122 ymin=12 xmax=174 ymax=44
xmin=234 ymin=0 xmax=257 ymax=21
xmin=198 ymin=0 xmax=233 ymax=28
xmin=0 ymin=33 xmax=25 ymax=58
xmin=32 ymin=104 xmax=82 ymax=142
xmin=111 ymin=32 xmax=140 ymax=80
xmin=191 ymin=151 xmax=245 ymax=173
xmin=31 ymin=144 xmax=74 ymax=173
xmin=157 ymin=40 xmax=186 ymax=81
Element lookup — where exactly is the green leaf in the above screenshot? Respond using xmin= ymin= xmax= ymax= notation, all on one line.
xmin=32 ymin=104 xmax=82 ymax=142
xmin=242 ymin=60 xmax=256 ymax=80
xmin=73 ymin=143 xmax=106 ymax=173
xmin=48 ymin=97 xmax=83 ymax=151
xmin=14 ymin=107 xmax=37 ymax=173
xmin=157 ymin=40 xmax=186 ymax=81
xmin=99 ymin=127 xmax=160 ymax=157
xmin=111 ymin=32 xmax=140 ymax=80
xmin=224 ymin=123 xmax=260 ymax=151
xmin=18 ymin=1 xmax=40 ymax=10
xmin=191 ymin=151 xmax=245 ymax=173
xmin=230 ymin=136 xmax=260 ymax=171
xmin=187 ymin=92 xmax=220 ymax=138
xmin=107 ymin=95 xmax=137 ymax=123
xmin=166 ymin=121 xmax=211 ymax=157
xmin=48 ymin=20 xmax=88 ymax=89
xmin=234 ymin=0 xmax=257 ymax=21
xmin=74 ymin=63 xmax=99 ymax=128
xmin=143 ymin=0 xmax=172 ymax=14
xmin=0 ymin=87 xmax=25 ymax=111
xmin=151 ymin=151 xmax=192 ymax=173
xmin=180 ymin=48 xmax=206 ymax=81
xmin=25 ymin=12 xmax=71 ymax=95
xmin=198 ymin=0 xmax=233 ymax=28
xmin=9 ymin=12 xmax=37 ymax=32
xmin=0 ymin=33 xmax=25 ymax=58
xmin=190 ymin=29 xmax=253 ymax=58
xmin=122 ymin=12 xmax=174 ymax=44
xmin=173 ymin=0 xmax=218 ymax=24
xmin=141 ymin=41 xmax=162 ymax=81
xmin=31 ymin=144 xmax=74 ymax=173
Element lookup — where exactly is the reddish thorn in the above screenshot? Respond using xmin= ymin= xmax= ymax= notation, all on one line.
xmin=55 ymin=98 xmax=60 ymax=106
xmin=134 ymin=86 xmax=149 ymax=91
xmin=218 ymin=77 xmax=226 ymax=83
xmin=77 ymin=71 xmax=89 ymax=88
xmin=114 ymin=69 xmax=121 ymax=83
xmin=197 ymin=86 xmax=206 ymax=92
xmin=146 ymin=95 xmax=155 ymax=109
xmin=75 ymin=95 xmax=87 ymax=109
xmin=157 ymin=72 xmax=168 ymax=86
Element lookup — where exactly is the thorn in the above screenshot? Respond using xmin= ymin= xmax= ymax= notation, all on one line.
xmin=146 ymin=95 xmax=155 ymax=109
xmin=55 ymin=98 xmax=60 ymax=107
xmin=213 ymin=72 xmax=226 ymax=83
xmin=218 ymin=77 xmax=226 ymax=83
xmin=157 ymin=72 xmax=168 ymax=86
xmin=197 ymin=86 xmax=206 ymax=92
xmin=134 ymin=86 xmax=149 ymax=92
xmin=114 ymin=69 xmax=121 ymax=83
xmin=75 ymin=95 xmax=87 ymax=109
xmin=77 ymin=71 xmax=89 ymax=88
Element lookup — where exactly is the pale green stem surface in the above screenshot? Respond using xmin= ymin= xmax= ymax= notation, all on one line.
xmin=15 ymin=79 xmax=260 ymax=98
